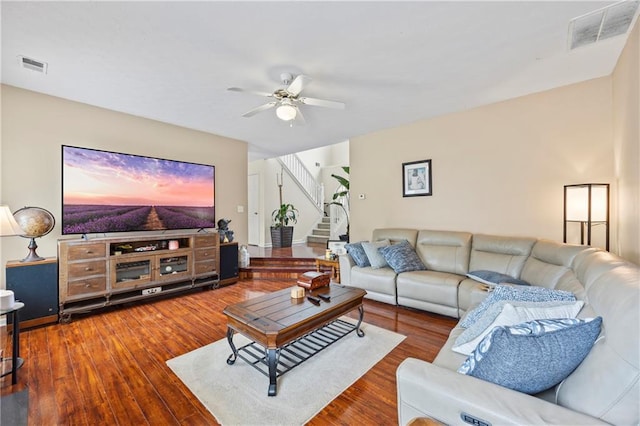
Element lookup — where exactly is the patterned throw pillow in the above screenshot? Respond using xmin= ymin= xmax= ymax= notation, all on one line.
xmin=459 ymin=285 xmax=576 ymax=328
xmin=378 ymin=240 xmax=427 ymax=274
xmin=361 ymin=239 xmax=390 ymax=269
xmin=345 ymin=242 xmax=371 ymax=268
xmin=458 ymin=317 xmax=602 ymax=394
xmin=466 ymin=270 xmax=530 ymax=287
xmin=452 ymin=300 xmax=584 ymax=355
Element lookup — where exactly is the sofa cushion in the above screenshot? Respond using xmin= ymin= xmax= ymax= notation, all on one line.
xmin=361 ymin=239 xmax=390 ymax=269
xmin=460 ymin=284 xmax=576 ymax=328
xmin=452 ymin=300 xmax=584 ymax=355
xmin=415 ymin=230 xmax=472 ymax=275
xmin=371 ymin=228 xmax=418 ymax=246
xmin=468 ymin=234 xmax=536 ymax=277
xmin=556 ymin=261 xmax=640 ymax=424
xmin=520 ymin=240 xmax=588 ymax=289
xmin=379 ymin=240 xmax=426 ymax=273
xmin=458 ymin=317 xmax=602 ymax=394
xmin=345 ymin=242 xmax=371 ymax=268
xmin=466 ymin=270 xmax=530 ymax=287
xmin=350 ymin=266 xmax=398 ymax=304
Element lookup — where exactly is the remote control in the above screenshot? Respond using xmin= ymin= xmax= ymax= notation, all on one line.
xmin=307 ymin=296 xmax=321 ymax=305
xmin=317 ymin=294 xmax=331 ymax=302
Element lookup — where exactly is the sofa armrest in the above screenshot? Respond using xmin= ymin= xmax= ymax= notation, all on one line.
xmin=338 ymin=253 xmax=355 ymax=286
xmin=397 ymin=358 xmax=606 ymax=426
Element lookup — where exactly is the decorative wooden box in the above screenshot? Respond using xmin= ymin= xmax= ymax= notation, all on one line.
xmin=296 ymin=271 xmax=331 ymax=290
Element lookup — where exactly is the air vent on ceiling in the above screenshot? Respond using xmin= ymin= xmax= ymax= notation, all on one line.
xmin=18 ymin=56 xmax=48 ymax=74
xmin=568 ymin=0 xmax=640 ymax=50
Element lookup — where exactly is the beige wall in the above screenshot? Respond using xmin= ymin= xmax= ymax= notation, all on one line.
xmin=350 ymin=77 xmax=618 ymax=253
xmin=1 ymin=85 xmax=248 ymax=286
xmin=612 ymin=20 xmax=640 ymax=264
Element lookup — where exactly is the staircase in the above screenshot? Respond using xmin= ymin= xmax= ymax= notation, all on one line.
xmin=306 ymin=217 xmax=330 ymax=246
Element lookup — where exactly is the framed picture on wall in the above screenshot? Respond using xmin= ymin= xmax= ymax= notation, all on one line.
xmin=402 ymin=159 xmax=432 ymax=197
xmin=327 ymin=240 xmax=348 ymax=255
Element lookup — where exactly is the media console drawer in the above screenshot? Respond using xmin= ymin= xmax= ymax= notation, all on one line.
xmin=67 ymin=243 xmax=106 ymax=261
xmin=194 ymin=235 xmax=217 ymax=248
xmin=67 ymin=277 xmax=108 ymax=297
xmin=194 ymin=261 xmax=217 ymax=275
xmin=67 ymin=260 xmax=107 ymax=278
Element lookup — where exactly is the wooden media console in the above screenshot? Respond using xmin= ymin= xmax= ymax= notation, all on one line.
xmin=58 ymin=232 xmax=220 ymax=321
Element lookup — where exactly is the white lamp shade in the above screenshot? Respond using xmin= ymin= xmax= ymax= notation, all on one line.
xmin=566 ymin=185 xmax=608 ymax=222
xmin=276 ymin=104 xmax=297 ymax=121
xmin=0 ymin=205 xmax=24 ymax=236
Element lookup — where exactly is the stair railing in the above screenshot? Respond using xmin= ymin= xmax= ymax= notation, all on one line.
xmin=278 ymin=154 xmax=324 ymax=213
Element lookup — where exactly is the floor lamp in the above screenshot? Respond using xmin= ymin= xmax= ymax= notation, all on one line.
xmin=563 ymin=184 xmax=610 ymax=251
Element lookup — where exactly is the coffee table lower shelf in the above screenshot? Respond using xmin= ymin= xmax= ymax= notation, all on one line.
xmin=227 ymin=318 xmax=364 ymax=393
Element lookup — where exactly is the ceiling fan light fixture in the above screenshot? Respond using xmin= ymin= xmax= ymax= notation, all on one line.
xmin=276 ymin=103 xmax=297 ymax=121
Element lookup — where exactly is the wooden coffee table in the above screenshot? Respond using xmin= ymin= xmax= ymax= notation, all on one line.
xmin=223 ymin=285 xmax=366 ymax=396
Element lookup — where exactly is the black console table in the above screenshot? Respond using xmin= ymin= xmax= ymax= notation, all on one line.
xmin=1 ymin=302 xmax=25 ymax=385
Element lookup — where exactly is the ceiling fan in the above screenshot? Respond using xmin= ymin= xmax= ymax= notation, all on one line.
xmin=228 ymin=73 xmax=345 ymax=124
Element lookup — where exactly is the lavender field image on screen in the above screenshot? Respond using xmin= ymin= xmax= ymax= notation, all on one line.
xmin=62 ymin=146 xmax=215 ymax=234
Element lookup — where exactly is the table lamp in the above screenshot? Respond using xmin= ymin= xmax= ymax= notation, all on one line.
xmin=0 ymin=205 xmax=23 ymax=237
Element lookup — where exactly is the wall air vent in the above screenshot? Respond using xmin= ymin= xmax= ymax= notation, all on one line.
xmin=18 ymin=55 xmax=48 ymax=74
xmin=568 ymin=0 xmax=640 ymax=50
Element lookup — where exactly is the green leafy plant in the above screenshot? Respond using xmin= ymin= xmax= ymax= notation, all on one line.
xmin=330 ymin=166 xmax=349 ymax=201
xmin=272 ymin=203 xmax=298 ymax=228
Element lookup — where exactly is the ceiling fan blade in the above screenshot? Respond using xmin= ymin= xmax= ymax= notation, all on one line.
xmin=242 ymin=101 xmax=277 ymax=117
xmin=228 ymin=87 xmax=275 ymax=98
xmin=299 ymin=96 xmax=345 ymax=109
xmin=294 ymin=107 xmax=306 ymax=125
xmin=286 ymin=75 xmax=312 ymax=96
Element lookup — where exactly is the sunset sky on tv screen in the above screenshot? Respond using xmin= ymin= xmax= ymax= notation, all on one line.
xmin=63 ymin=146 xmax=214 ymax=207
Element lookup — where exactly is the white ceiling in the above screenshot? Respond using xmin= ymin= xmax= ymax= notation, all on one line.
xmin=2 ymin=1 xmax=638 ymax=161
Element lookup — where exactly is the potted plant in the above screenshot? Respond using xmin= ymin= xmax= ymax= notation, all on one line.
xmin=271 ymin=203 xmax=298 ymax=247
xmin=330 ymin=166 xmax=350 ymax=241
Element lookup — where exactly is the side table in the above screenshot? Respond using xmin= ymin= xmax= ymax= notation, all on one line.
xmin=1 ymin=302 xmax=25 ymax=385
xmin=315 ymin=257 xmax=340 ymax=283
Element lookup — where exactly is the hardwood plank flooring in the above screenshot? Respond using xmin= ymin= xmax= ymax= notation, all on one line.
xmin=1 ymin=279 xmax=457 ymax=425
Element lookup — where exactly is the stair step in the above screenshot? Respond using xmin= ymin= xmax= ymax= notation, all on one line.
xmin=239 ymin=256 xmax=322 ymax=280
xmin=317 ymin=223 xmax=330 ymax=230
xmin=312 ymin=229 xmax=330 ymax=236
xmin=307 ymin=235 xmax=329 ymax=245
xmin=321 ymin=217 xmax=330 ymax=223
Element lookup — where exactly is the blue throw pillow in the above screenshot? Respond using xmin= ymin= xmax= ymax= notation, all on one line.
xmin=458 ymin=317 xmax=602 ymax=394
xmin=345 ymin=242 xmax=370 ymax=268
xmin=467 ymin=270 xmax=530 ymax=287
xmin=379 ymin=240 xmax=427 ymax=274
xmin=460 ymin=284 xmax=576 ymax=328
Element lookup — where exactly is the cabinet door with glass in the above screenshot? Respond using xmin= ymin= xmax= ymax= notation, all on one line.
xmin=111 ymin=257 xmax=153 ymax=290
xmin=155 ymin=252 xmax=192 ymax=282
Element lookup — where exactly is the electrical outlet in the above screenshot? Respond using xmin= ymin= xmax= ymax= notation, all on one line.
xmin=358 ymin=194 xmax=366 ymax=200
xmin=237 ymin=205 xmax=244 ymax=213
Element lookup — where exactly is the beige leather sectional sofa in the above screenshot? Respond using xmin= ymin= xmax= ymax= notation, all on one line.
xmin=339 ymin=228 xmax=639 ymax=425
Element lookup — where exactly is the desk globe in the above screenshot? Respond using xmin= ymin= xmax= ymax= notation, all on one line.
xmin=13 ymin=206 xmax=55 ymax=262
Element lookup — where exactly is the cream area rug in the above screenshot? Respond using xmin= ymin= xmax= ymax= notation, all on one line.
xmin=167 ymin=319 xmax=405 ymax=425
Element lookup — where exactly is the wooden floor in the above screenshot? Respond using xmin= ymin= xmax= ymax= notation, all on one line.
xmin=1 ymin=278 xmax=457 ymax=425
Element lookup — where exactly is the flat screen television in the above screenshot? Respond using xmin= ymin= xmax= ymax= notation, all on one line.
xmin=62 ymin=145 xmax=215 ymax=235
